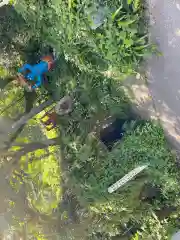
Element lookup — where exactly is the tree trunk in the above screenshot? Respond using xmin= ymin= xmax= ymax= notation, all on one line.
xmin=12 ymin=99 xmax=54 ymax=131
xmin=5 ymin=91 xmax=37 ymax=149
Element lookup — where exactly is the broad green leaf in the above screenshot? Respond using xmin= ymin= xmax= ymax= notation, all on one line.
xmin=68 ymin=0 xmax=73 ymax=10
xmin=134 ymin=0 xmax=140 ymax=10
xmin=112 ymin=5 xmax=123 ymax=20
xmin=124 ymin=38 xmax=134 ymax=46
xmin=127 ymin=0 xmax=133 ymax=4
xmin=118 ymin=18 xmax=136 ymax=27
xmin=134 ymin=44 xmax=150 ymax=50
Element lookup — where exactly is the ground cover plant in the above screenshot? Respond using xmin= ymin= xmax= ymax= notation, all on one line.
xmin=0 ymin=0 xmax=179 ymax=239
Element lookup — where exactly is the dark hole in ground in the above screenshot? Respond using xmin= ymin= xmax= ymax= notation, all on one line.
xmin=100 ymin=117 xmax=147 ymax=150
xmin=100 ymin=118 xmax=131 ymax=150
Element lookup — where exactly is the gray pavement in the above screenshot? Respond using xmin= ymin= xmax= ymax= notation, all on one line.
xmin=147 ymin=0 xmax=180 ymax=150
xmin=172 ymin=231 xmax=180 ymax=240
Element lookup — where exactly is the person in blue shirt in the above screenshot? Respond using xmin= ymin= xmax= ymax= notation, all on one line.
xmin=18 ymin=55 xmax=54 ymax=90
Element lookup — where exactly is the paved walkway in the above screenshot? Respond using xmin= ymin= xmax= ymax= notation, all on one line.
xmin=147 ymin=0 xmax=180 ymax=150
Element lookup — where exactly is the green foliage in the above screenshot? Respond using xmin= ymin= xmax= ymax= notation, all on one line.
xmin=64 ymin=121 xmax=180 ymax=238
xmin=0 ymin=82 xmax=24 ymax=118
xmin=16 ymin=112 xmax=62 ymax=215
xmin=0 ymin=81 xmax=61 ymax=216
xmin=0 ymin=0 xmax=177 ymax=239
xmin=133 ymin=211 xmax=177 ymax=240
xmin=69 ymin=122 xmax=177 ymax=200
xmin=15 ymin=0 xmax=152 ymax=77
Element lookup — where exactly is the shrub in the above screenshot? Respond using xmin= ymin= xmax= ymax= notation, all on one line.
xmin=1 ymin=0 xmax=170 ymax=239
xmin=15 ymin=0 xmax=152 ymax=77
xmin=66 ymin=121 xmax=180 ymax=238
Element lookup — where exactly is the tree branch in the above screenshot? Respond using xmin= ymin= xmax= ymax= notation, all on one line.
xmin=11 ymin=137 xmax=60 ymax=160
xmin=12 ymin=99 xmax=54 ymax=131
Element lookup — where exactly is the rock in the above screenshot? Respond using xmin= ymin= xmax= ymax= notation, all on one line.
xmin=85 ymin=5 xmax=110 ymax=30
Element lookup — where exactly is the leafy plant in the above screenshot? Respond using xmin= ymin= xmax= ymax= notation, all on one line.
xmin=15 ymin=0 xmax=152 ymax=78
xmin=65 ymin=121 xmax=180 ymax=238
xmin=0 ymin=0 xmax=175 ymax=239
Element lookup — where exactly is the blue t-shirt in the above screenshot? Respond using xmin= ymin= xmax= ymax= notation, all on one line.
xmin=19 ymin=61 xmax=49 ymax=88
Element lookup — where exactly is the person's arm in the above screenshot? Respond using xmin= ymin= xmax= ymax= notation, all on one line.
xmin=32 ymin=76 xmax=42 ymax=89
xmin=18 ymin=63 xmax=33 ymax=74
